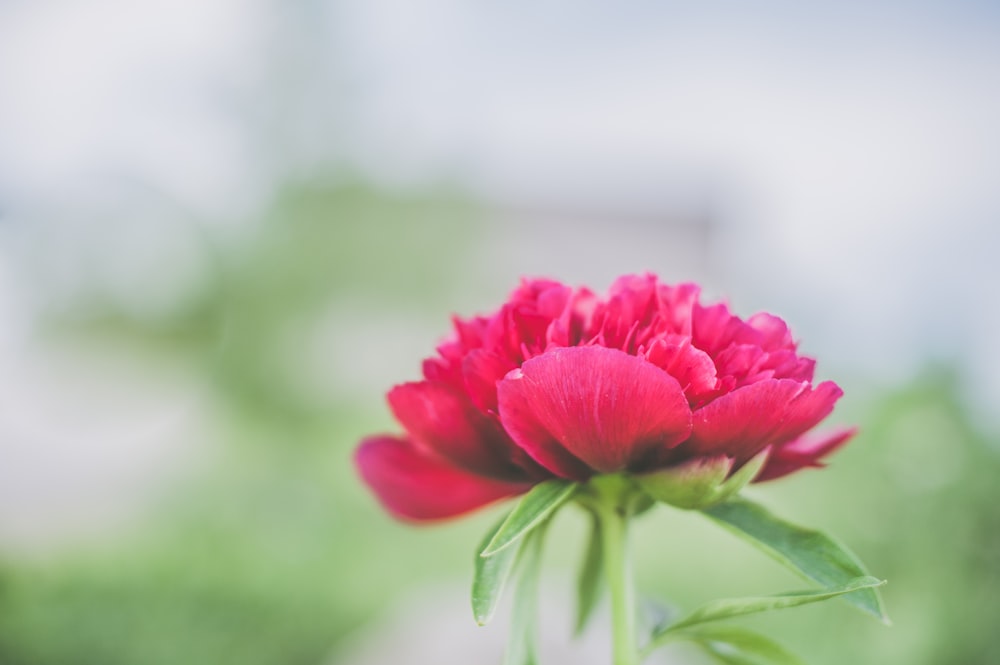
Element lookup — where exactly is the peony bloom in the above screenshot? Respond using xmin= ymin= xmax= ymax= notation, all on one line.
xmin=355 ymin=274 xmax=855 ymax=520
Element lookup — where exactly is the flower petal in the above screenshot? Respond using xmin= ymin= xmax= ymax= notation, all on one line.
xmin=756 ymin=427 xmax=857 ymax=482
xmin=691 ymin=302 xmax=749 ymax=356
xmin=769 ymin=380 xmax=844 ymax=445
xmin=655 ymin=282 xmax=701 ymax=335
xmin=462 ymin=350 xmax=515 ymax=413
xmin=684 ymin=379 xmax=810 ymax=459
xmin=643 ymin=335 xmax=719 ymax=404
xmin=747 ymin=312 xmax=796 ymax=351
xmin=355 ymin=435 xmax=529 ymax=521
xmin=497 ymin=346 xmax=693 ymax=475
xmin=388 ymin=381 xmax=518 ymax=479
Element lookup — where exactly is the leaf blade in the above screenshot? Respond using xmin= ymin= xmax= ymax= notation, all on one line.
xmin=645 ymin=625 xmax=805 ymax=665
xmin=663 ymin=576 xmax=885 ymax=635
xmin=503 ymin=523 xmax=548 ymax=665
xmin=690 ymin=626 xmax=805 ymax=665
xmin=573 ymin=511 xmax=604 ymax=635
xmin=472 ymin=512 xmax=523 ymax=626
xmin=481 ymin=480 xmax=577 ymax=556
xmin=702 ymin=498 xmax=889 ymax=622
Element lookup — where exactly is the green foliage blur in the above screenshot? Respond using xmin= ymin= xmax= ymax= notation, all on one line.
xmin=0 ymin=180 xmax=996 ymax=665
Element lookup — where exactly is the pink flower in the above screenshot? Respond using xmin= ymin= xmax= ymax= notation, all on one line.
xmin=355 ymin=274 xmax=855 ymax=520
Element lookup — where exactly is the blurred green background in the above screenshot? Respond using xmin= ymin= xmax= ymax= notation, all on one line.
xmin=0 ymin=183 xmax=996 ymax=665
xmin=2 ymin=2 xmax=999 ymax=664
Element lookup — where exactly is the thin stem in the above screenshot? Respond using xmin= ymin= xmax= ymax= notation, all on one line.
xmin=596 ymin=499 xmax=639 ymax=665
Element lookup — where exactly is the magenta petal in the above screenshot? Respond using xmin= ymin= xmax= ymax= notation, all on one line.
xmin=656 ymin=282 xmax=701 ymax=335
xmin=756 ymin=427 xmax=857 ymax=482
xmin=494 ymin=382 xmax=594 ymax=481
xmin=747 ymin=312 xmax=795 ymax=351
xmin=686 ymin=379 xmax=844 ymax=462
xmin=355 ymin=435 xmax=529 ymax=521
xmin=643 ymin=336 xmax=719 ymax=402
xmin=462 ymin=350 xmax=515 ymax=413
xmin=497 ymin=346 xmax=693 ymax=475
xmin=686 ymin=379 xmax=811 ymax=458
xmin=388 ymin=381 xmax=513 ymax=478
xmin=769 ymin=380 xmax=844 ymax=445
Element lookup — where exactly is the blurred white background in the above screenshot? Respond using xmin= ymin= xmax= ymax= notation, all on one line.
xmin=3 ymin=0 xmax=997 ymax=409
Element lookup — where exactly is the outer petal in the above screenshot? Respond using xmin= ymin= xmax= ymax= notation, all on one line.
xmin=388 ymin=382 xmax=516 ymax=479
xmin=756 ymin=427 xmax=857 ymax=482
xmin=685 ymin=379 xmax=844 ymax=461
xmin=497 ymin=346 xmax=693 ymax=475
xmin=768 ymin=380 xmax=843 ymax=445
xmin=355 ymin=435 xmax=530 ymax=521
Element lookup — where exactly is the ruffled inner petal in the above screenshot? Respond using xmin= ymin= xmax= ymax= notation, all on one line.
xmin=642 ymin=335 xmax=720 ymax=404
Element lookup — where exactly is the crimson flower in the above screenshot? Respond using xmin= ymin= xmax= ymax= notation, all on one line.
xmin=355 ymin=274 xmax=855 ymax=521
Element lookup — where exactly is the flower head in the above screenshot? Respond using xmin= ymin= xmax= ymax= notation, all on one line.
xmin=356 ymin=274 xmax=854 ymax=520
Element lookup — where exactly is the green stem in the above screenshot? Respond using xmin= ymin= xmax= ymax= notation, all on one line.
xmin=594 ymin=493 xmax=639 ymax=665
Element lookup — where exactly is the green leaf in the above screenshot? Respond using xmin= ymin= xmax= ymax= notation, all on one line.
xmin=481 ymin=480 xmax=577 ymax=556
xmin=657 ymin=576 xmax=884 ymax=638
xmin=573 ymin=511 xmax=604 ymax=635
xmin=503 ymin=524 xmax=547 ymax=665
xmin=702 ymin=498 xmax=889 ymax=622
xmin=685 ymin=626 xmax=805 ymax=665
xmin=472 ymin=512 xmax=524 ymax=626
xmin=643 ymin=624 xmax=803 ymax=665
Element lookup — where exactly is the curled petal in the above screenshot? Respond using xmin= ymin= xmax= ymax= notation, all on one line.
xmin=747 ymin=312 xmax=796 ymax=351
xmin=601 ymin=274 xmax=661 ymax=350
xmin=656 ymin=282 xmax=701 ymax=335
xmin=691 ymin=302 xmax=748 ymax=356
xmin=643 ymin=336 xmax=719 ymax=403
xmin=762 ymin=350 xmax=816 ymax=383
xmin=713 ymin=344 xmax=769 ymax=385
xmin=685 ymin=379 xmax=844 ymax=461
xmin=548 ymin=287 xmax=600 ymax=348
xmin=497 ymin=346 xmax=693 ymax=476
xmin=757 ymin=427 xmax=857 ymax=482
xmin=769 ymin=380 xmax=844 ymax=445
xmin=355 ymin=435 xmax=530 ymax=521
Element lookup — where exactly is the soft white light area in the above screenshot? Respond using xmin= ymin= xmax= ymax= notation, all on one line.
xmin=0 ymin=0 xmax=269 ymax=217
xmin=1 ymin=0 xmax=998 ymax=419
xmin=335 ymin=0 xmax=1000 ymax=416
xmin=0 ymin=268 xmax=210 ymax=550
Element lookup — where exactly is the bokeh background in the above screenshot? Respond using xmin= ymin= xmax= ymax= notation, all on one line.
xmin=1 ymin=1 xmax=999 ymax=664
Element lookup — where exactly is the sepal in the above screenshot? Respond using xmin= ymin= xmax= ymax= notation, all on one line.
xmin=636 ymin=449 xmax=768 ymax=509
